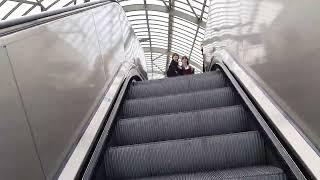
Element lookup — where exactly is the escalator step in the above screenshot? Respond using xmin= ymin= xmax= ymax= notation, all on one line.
xmin=127 ymin=72 xmax=228 ymax=99
xmin=112 ymin=105 xmax=253 ymax=146
xmin=119 ymin=87 xmax=241 ymax=118
xmin=132 ymin=71 xmax=222 ymax=86
xmin=133 ymin=166 xmax=286 ymax=180
xmin=105 ymin=131 xmax=265 ymax=179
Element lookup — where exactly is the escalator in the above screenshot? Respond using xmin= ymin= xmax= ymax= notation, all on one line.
xmin=83 ymin=64 xmax=305 ymax=180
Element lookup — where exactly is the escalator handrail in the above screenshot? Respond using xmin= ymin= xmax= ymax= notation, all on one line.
xmin=81 ymin=69 xmax=143 ymax=180
xmin=213 ymin=62 xmax=307 ymax=179
xmin=0 ymin=0 xmax=116 ymax=35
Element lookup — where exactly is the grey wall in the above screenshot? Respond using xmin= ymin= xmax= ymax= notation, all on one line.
xmin=0 ymin=47 xmax=46 ymax=180
xmin=203 ymin=0 xmax=320 ymax=151
xmin=0 ymin=2 xmax=146 ymax=179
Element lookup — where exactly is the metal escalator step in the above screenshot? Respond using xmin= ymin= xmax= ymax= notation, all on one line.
xmin=119 ymin=87 xmax=241 ymax=118
xmin=112 ymin=105 xmax=253 ymax=146
xmin=105 ymin=131 xmax=266 ymax=179
xmin=132 ymin=71 xmax=223 ymax=86
xmin=132 ymin=166 xmax=286 ymax=180
xmin=127 ymin=72 xmax=228 ymax=99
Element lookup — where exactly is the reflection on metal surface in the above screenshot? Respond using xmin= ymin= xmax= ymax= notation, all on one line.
xmin=6 ymin=11 xmax=106 ymax=179
xmin=203 ymin=0 xmax=320 ymax=166
xmin=58 ymin=62 xmax=135 ymax=180
xmin=219 ymin=49 xmax=320 ymax=179
xmin=0 ymin=1 xmax=146 ymax=179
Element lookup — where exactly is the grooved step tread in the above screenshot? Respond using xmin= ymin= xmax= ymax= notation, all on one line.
xmin=120 ymin=87 xmax=241 ymax=118
xmin=112 ymin=105 xmax=253 ymax=146
xmin=105 ymin=131 xmax=265 ymax=179
xmin=132 ymin=166 xmax=286 ymax=180
xmin=127 ymin=72 xmax=228 ymax=99
xmin=132 ymin=71 xmax=223 ymax=86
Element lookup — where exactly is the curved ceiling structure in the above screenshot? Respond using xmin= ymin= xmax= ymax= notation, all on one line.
xmin=119 ymin=0 xmax=209 ymax=78
xmin=0 ymin=0 xmax=209 ymax=78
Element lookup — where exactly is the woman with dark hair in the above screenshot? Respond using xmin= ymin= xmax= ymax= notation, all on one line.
xmin=166 ymin=53 xmax=182 ymax=77
xmin=180 ymin=56 xmax=194 ymax=75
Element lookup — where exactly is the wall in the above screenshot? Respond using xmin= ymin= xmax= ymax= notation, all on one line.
xmin=203 ymin=0 xmax=320 ymax=151
xmin=0 ymin=2 xmax=146 ymax=179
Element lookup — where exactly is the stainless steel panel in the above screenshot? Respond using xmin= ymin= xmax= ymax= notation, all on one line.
xmin=0 ymin=47 xmax=45 ymax=180
xmin=220 ymin=49 xmax=320 ymax=178
xmin=120 ymin=5 xmax=147 ymax=76
xmin=91 ymin=4 xmax=126 ymax=79
xmin=58 ymin=62 xmax=135 ymax=180
xmin=204 ymin=0 xmax=320 ymax=152
xmin=5 ymin=12 xmax=106 ymax=179
xmin=59 ymin=3 xmax=147 ymax=178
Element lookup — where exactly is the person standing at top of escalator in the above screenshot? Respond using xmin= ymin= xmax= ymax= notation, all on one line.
xmin=180 ymin=56 xmax=194 ymax=75
xmin=166 ymin=53 xmax=183 ymax=77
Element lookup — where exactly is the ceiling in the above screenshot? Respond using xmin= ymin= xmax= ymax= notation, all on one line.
xmin=119 ymin=0 xmax=209 ymax=78
xmin=0 ymin=0 xmax=209 ymax=78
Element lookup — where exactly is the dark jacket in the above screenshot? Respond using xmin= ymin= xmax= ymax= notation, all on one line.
xmin=166 ymin=60 xmax=182 ymax=77
xmin=182 ymin=66 xmax=195 ymax=75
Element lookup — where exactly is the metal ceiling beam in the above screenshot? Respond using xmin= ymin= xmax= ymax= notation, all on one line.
xmin=188 ymin=0 xmax=207 ymax=61
xmin=186 ymin=0 xmax=199 ymax=19
xmin=0 ymin=0 xmax=8 ymax=7
xmin=144 ymin=47 xmax=170 ymax=55
xmin=36 ymin=0 xmax=45 ymax=11
xmin=2 ymin=1 xmax=23 ymax=20
xmin=23 ymin=0 xmax=45 ymax=16
xmin=144 ymin=0 xmax=153 ymax=78
xmin=63 ymin=0 xmax=75 ymax=7
xmin=160 ymin=0 xmax=169 ymax=9
xmin=6 ymin=0 xmax=37 ymax=5
xmin=165 ymin=0 xmax=174 ymax=73
xmin=153 ymin=62 xmax=165 ymax=73
xmin=122 ymin=4 xmax=205 ymax=28
xmin=152 ymin=53 xmax=165 ymax=62
xmin=45 ymin=0 xmax=61 ymax=11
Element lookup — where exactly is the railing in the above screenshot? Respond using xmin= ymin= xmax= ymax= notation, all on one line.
xmin=0 ymin=0 xmax=115 ymax=35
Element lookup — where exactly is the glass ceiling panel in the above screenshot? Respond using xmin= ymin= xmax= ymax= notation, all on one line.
xmin=0 ymin=1 xmax=18 ymax=20
xmin=175 ymin=1 xmax=192 ymax=11
xmin=152 ymin=36 xmax=168 ymax=41
xmin=175 ymin=7 xmax=194 ymax=17
xmin=0 ymin=0 xmax=208 ymax=78
xmin=149 ymin=15 xmax=168 ymax=22
xmin=149 ymin=24 xmax=168 ymax=31
xmin=132 ymin=24 xmax=148 ymax=29
xmin=191 ymin=0 xmax=204 ymax=10
xmin=152 ymin=40 xmax=168 ymax=45
xmin=126 ymin=10 xmax=145 ymax=16
xmin=6 ymin=3 xmax=32 ymax=20
xmin=26 ymin=6 xmax=41 ymax=16
xmin=148 ymin=11 xmax=168 ymax=17
xmin=47 ymin=0 xmax=72 ymax=11
xmin=151 ymin=28 xmax=167 ymax=34
xmin=42 ymin=0 xmax=57 ymax=8
xmin=147 ymin=0 xmax=165 ymax=6
xmin=119 ymin=0 xmax=144 ymax=6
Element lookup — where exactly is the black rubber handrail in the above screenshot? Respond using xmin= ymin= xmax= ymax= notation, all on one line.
xmin=82 ymin=70 xmax=143 ymax=180
xmin=0 ymin=0 xmax=115 ymax=30
xmin=213 ymin=62 xmax=307 ymax=179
